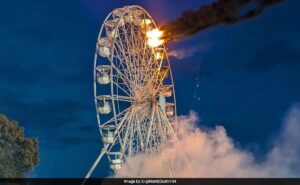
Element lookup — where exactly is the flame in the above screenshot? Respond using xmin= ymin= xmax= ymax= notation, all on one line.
xmin=155 ymin=52 xmax=164 ymax=60
xmin=146 ymin=29 xmax=164 ymax=47
xmin=140 ymin=19 xmax=151 ymax=28
xmin=140 ymin=19 xmax=152 ymax=34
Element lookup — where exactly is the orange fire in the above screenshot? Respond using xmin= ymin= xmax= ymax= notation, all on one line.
xmin=146 ymin=29 xmax=164 ymax=47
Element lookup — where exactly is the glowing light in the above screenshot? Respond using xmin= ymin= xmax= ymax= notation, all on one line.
xmin=140 ymin=19 xmax=151 ymax=27
xmin=155 ymin=52 xmax=164 ymax=60
xmin=146 ymin=29 xmax=164 ymax=47
xmin=140 ymin=19 xmax=152 ymax=34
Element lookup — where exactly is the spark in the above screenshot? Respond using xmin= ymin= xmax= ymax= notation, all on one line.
xmin=146 ymin=29 xmax=164 ymax=47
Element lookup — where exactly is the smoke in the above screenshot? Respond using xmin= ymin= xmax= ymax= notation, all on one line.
xmin=161 ymin=0 xmax=285 ymax=41
xmin=168 ymin=44 xmax=210 ymax=60
xmin=115 ymin=104 xmax=300 ymax=177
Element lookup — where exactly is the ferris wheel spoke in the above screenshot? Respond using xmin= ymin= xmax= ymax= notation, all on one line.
xmin=157 ymin=108 xmax=193 ymax=171
xmin=113 ymin=95 xmax=134 ymax=103
xmin=112 ymin=80 xmax=133 ymax=97
xmin=111 ymin=42 xmax=128 ymax=70
xmin=110 ymin=61 xmax=133 ymax=88
xmin=153 ymin=67 xmax=171 ymax=95
xmin=154 ymin=105 xmax=167 ymax=144
xmin=104 ymin=109 xmax=132 ymax=154
xmin=143 ymin=58 xmax=161 ymax=87
xmin=135 ymin=114 xmax=145 ymax=151
xmin=111 ymin=56 xmax=130 ymax=81
xmin=113 ymin=73 xmax=134 ymax=95
xmin=125 ymin=22 xmax=140 ymax=85
xmin=95 ymin=95 xmax=134 ymax=105
xmin=145 ymin=105 xmax=155 ymax=149
xmin=111 ymin=54 xmax=136 ymax=90
xmin=114 ymin=39 xmax=132 ymax=78
xmin=127 ymin=115 xmax=134 ymax=156
xmin=99 ymin=105 xmax=132 ymax=127
xmin=114 ymin=109 xmax=131 ymax=151
xmin=120 ymin=112 xmax=133 ymax=153
xmin=112 ymin=54 xmax=130 ymax=82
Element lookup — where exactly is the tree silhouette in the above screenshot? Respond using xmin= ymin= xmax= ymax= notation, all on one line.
xmin=0 ymin=114 xmax=39 ymax=177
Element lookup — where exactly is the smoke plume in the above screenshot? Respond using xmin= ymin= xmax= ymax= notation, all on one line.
xmin=115 ymin=104 xmax=300 ymax=177
xmin=161 ymin=0 xmax=285 ymax=41
xmin=168 ymin=44 xmax=210 ymax=60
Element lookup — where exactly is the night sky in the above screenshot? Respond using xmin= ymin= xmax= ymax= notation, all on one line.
xmin=0 ymin=0 xmax=299 ymax=177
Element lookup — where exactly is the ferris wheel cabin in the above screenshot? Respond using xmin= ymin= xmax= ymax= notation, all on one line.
xmin=96 ymin=65 xmax=111 ymax=85
xmin=107 ymin=152 xmax=123 ymax=171
xmin=101 ymin=125 xmax=116 ymax=144
xmin=97 ymin=101 xmax=112 ymax=114
xmin=165 ymin=103 xmax=175 ymax=117
xmin=97 ymin=37 xmax=113 ymax=57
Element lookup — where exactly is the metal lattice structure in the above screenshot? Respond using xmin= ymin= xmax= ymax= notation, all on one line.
xmin=85 ymin=5 xmax=178 ymax=177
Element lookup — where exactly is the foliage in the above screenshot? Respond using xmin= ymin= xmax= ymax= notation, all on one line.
xmin=0 ymin=114 xmax=39 ymax=178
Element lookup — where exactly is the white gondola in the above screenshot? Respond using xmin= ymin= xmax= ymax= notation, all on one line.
xmin=161 ymin=85 xmax=173 ymax=98
xmin=97 ymin=37 xmax=112 ymax=58
xmin=98 ymin=101 xmax=112 ymax=114
xmin=109 ymin=159 xmax=122 ymax=171
xmin=100 ymin=124 xmax=116 ymax=144
xmin=123 ymin=8 xmax=143 ymax=26
xmin=97 ymin=73 xmax=110 ymax=84
xmin=97 ymin=37 xmax=112 ymax=47
xmin=105 ymin=18 xmax=124 ymax=28
xmin=97 ymin=47 xmax=110 ymax=57
xmin=107 ymin=152 xmax=123 ymax=171
xmin=163 ymin=89 xmax=172 ymax=98
xmin=105 ymin=18 xmax=123 ymax=39
xmin=102 ymin=131 xmax=114 ymax=144
xmin=96 ymin=65 xmax=111 ymax=85
xmin=112 ymin=7 xmax=125 ymax=17
xmin=165 ymin=103 xmax=174 ymax=117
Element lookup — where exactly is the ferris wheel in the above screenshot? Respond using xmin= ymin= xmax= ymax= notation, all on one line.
xmin=85 ymin=5 xmax=178 ymax=178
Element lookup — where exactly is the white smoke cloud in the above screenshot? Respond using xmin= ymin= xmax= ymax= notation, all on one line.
xmin=167 ymin=44 xmax=210 ymax=60
xmin=115 ymin=104 xmax=300 ymax=177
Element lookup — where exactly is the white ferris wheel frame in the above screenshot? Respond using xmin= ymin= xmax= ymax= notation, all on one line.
xmin=85 ymin=5 xmax=182 ymax=178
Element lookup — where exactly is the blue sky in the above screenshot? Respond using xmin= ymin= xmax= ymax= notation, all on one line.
xmin=0 ymin=0 xmax=299 ymax=177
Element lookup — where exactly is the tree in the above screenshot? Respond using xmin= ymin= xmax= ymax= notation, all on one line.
xmin=0 ymin=114 xmax=39 ymax=178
